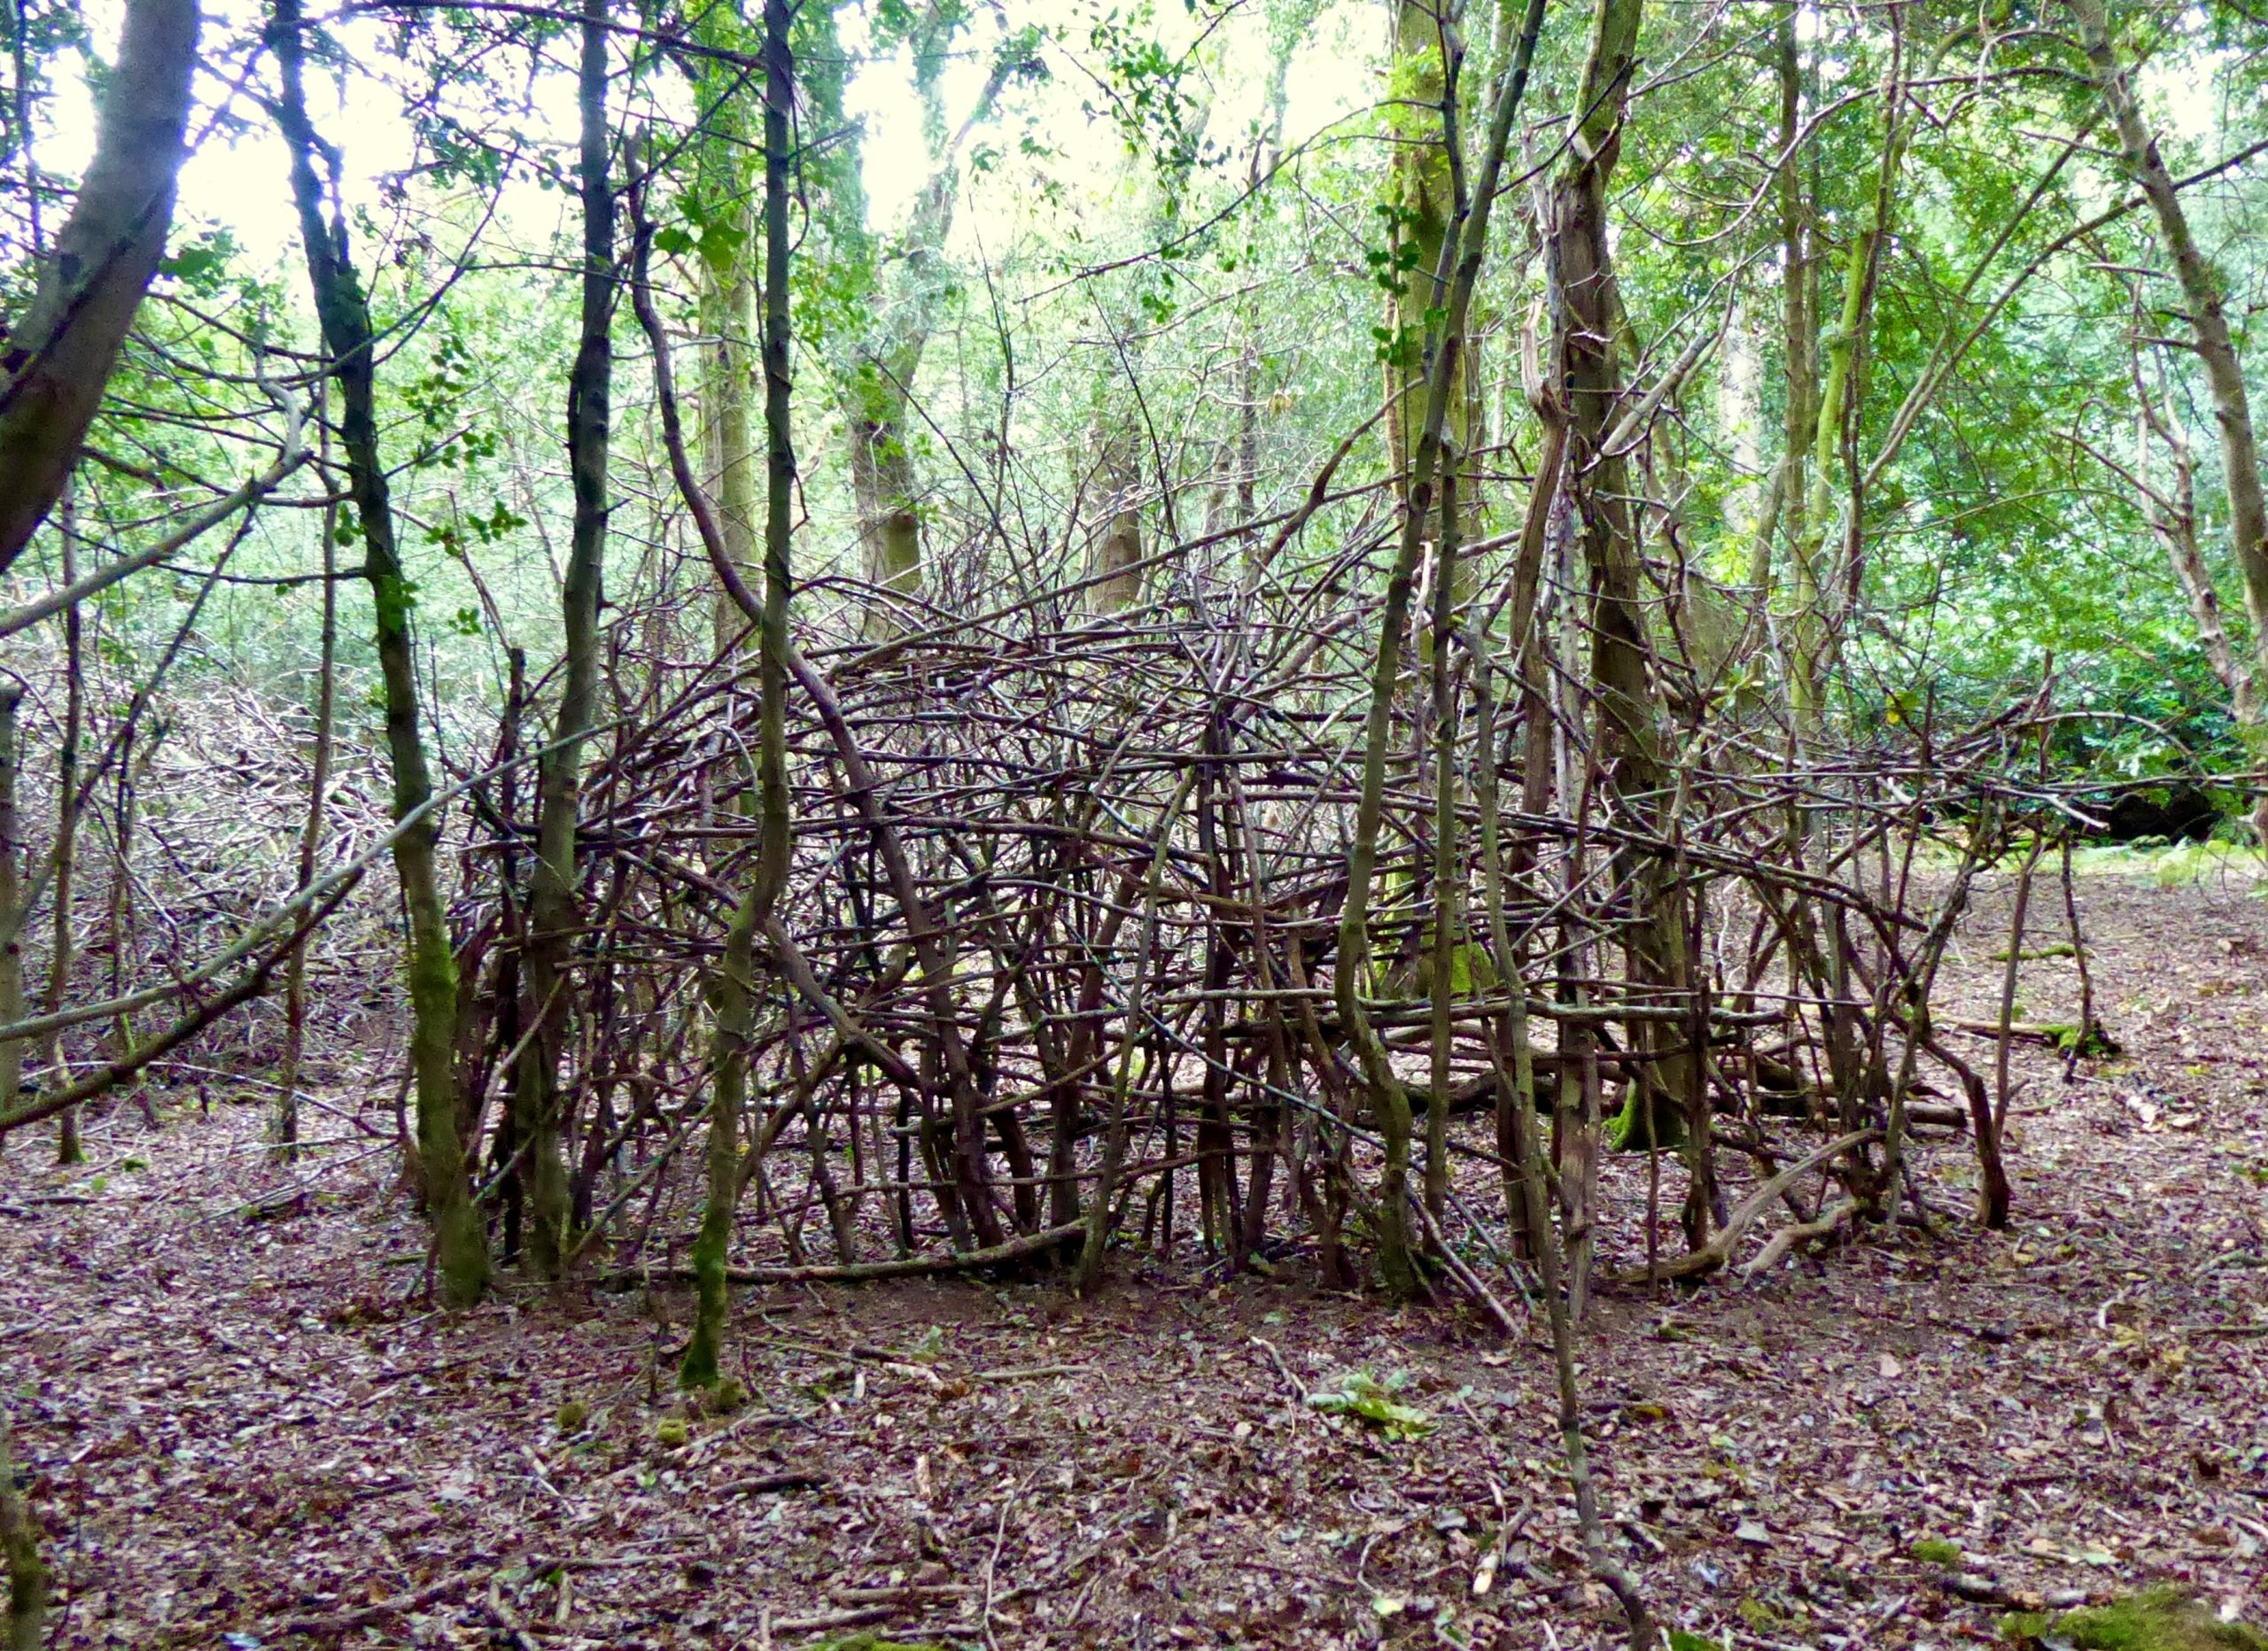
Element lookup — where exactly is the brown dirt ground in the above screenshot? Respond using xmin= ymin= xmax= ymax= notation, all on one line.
xmin=4 ymin=867 xmax=2265 ymax=1650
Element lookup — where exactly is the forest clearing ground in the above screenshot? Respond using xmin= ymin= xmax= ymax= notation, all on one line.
xmin=4 ymin=869 xmax=2266 ymax=1651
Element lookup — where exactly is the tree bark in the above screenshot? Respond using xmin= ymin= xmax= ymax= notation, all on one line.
xmin=278 ymin=441 xmax=337 ymax=1159
xmin=0 ymin=687 xmax=21 ymax=1124
xmin=850 ymin=388 xmax=924 ymax=631
xmin=271 ymin=0 xmax=486 ymax=1304
xmin=42 ymin=493 xmax=84 ymax=1160
xmin=1089 ymin=425 xmax=1144 ymax=614
xmin=1339 ymin=0 xmax=1543 ymax=1298
xmin=832 ymin=36 xmax=1020 ymax=634
xmin=2072 ymin=0 xmax=2268 ymax=823
xmin=1545 ymin=0 xmax=1700 ymax=1169
xmin=0 ymin=1407 xmax=45 ymax=1651
xmin=0 ymin=0 xmax=198 ymax=577
xmin=682 ymin=0 xmax=796 ymax=1385
xmin=515 ymin=0 xmax=614 ymax=1275
xmin=1384 ymin=0 xmax=1478 ymax=565
xmin=2127 ymin=355 xmax=2259 ymax=721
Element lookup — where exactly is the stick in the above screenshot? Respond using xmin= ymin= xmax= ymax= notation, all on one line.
xmin=1414 ymin=1198 xmax=1526 ymax=1337
xmin=607 ymin=1221 xmax=1082 ymax=1287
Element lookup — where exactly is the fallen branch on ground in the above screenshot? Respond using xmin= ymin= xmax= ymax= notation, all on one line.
xmin=603 ymin=1221 xmax=1083 ymax=1288
xmin=1607 ymin=1129 xmax=1878 ymax=1287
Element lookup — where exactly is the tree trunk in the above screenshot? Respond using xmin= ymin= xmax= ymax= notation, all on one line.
xmin=2072 ymin=0 xmax=2268 ymax=816
xmin=2133 ymin=373 xmax=2258 ymax=721
xmin=38 ymin=491 xmax=85 ymax=1161
xmin=0 ymin=1407 xmax=46 ymax=1651
xmin=271 ymin=0 xmax=487 ymax=1304
xmin=0 ymin=687 xmax=21 ymax=1126
xmin=850 ymin=389 xmax=923 ymax=634
xmin=1090 ymin=425 xmax=1144 ymax=614
xmin=699 ymin=213 xmax=757 ymax=656
xmin=515 ymin=0 xmax=614 ymax=1275
xmin=0 ymin=0 xmax=198 ymax=576
xmin=1384 ymin=0 xmax=1478 ymax=566
xmin=278 ymin=431 xmax=337 ymax=1159
xmin=1339 ymin=0 xmax=1544 ymax=1298
xmin=1547 ymin=0 xmax=1701 ymax=1167
xmin=683 ymin=0 xmax=796 ymax=1385
xmin=1763 ymin=4 xmax=1813 ymax=602
xmin=827 ymin=28 xmax=1019 ymax=637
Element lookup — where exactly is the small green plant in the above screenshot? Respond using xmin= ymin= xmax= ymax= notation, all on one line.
xmin=555 ymin=1399 xmax=589 ymax=1435
xmin=654 ymin=1415 xmax=690 ymax=1449
xmin=1911 ymin=1538 xmax=1965 ymax=1567
xmin=1307 ymin=1370 xmax=1434 ymax=1439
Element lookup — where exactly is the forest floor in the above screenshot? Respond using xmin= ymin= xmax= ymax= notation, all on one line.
xmin=4 ymin=864 xmax=2267 ymax=1651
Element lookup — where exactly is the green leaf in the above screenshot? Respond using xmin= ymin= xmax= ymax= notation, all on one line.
xmin=1306 ymin=1371 xmax=1434 ymax=1439
xmin=159 ymin=244 xmax=223 ymax=283
xmin=696 ymin=220 xmax=748 ymax=275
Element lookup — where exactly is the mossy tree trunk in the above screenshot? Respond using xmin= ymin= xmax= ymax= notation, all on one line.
xmin=1089 ymin=424 xmax=1145 ymax=614
xmin=1383 ymin=0 xmax=1479 ymax=569
xmin=827 ymin=26 xmax=1021 ymax=638
xmin=850 ymin=382 xmax=924 ymax=627
xmin=0 ymin=1407 xmax=46 ymax=1651
xmin=701 ymin=224 xmax=758 ymax=658
xmin=272 ymin=0 xmax=487 ymax=1305
xmin=689 ymin=13 xmax=760 ymax=661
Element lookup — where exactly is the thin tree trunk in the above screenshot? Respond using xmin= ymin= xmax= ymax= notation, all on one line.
xmin=271 ymin=0 xmax=486 ymax=1304
xmin=681 ymin=0 xmax=796 ymax=1384
xmin=1424 ymin=441 xmax=1464 ymax=1224
xmin=1511 ymin=883 xmax=1658 ymax=1651
xmin=0 ymin=686 xmax=21 ymax=1132
xmin=515 ymin=0 xmax=614 ymax=1275
xmin=2134 ymin=372 xmax=2256 ymax=718
xmin=101 ymin=732 xmax=143 ymax=1140
xmin=43 ymin=490 xmax=84 ymax=1159
xmin=1340 ymin=0 xmax=1545 ymax=1298
xmin=277 ymin=434 xmax=337 ymax=1159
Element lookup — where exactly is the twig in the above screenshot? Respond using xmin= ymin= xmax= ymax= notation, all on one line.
xmin=609 ymin=1221 xmax=1082 ymax=1287
xmin=1413 ymin=1198 xmax=1526 ymax=1337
